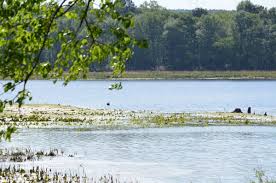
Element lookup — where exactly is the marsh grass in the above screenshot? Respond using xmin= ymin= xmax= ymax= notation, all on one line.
xmin=0 ymin=148 xmax=67 ymax=162
xmin=251 ymin=170 xmax=276 ymax=183
xmin=0 ymin=165 xmax=273 ymax=183
xmin=0 ymin=166 xmax=138 ymax=183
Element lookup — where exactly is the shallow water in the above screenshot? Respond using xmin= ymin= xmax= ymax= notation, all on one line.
xmin=2 ymin=80 xmax=276 ymax=182
xmin=2 ymin=126 xmax=276 ymax=183
xmin=18 ymin=80 xmax=276 ymax=115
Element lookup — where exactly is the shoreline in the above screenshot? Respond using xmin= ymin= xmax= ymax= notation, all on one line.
xmin=1 ymin=71 xmax=276 ymax=81
xmin=83 ymin=71 xmax=276 ymax=80
xmin=1 ymin=104 xmax=276 ymax=129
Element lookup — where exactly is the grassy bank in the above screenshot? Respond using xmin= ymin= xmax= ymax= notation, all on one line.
xmin=52 ymin=71 xmax=276 ymax=80
xmin=3 ymin=71 xmax=276 ymax=80
xmin=1 ymin=104 xmax=276 ymax=129
xmin=114 ymin=71 xmax=276 ymax=80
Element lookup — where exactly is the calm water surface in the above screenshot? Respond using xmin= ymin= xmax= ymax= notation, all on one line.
xmin=2 ymin=127 xmax=276 ymax=183
xmin=20 ymin=80 xmax=276 ymax=114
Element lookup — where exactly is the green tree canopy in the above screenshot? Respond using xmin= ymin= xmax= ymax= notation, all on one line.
xmin=126 ymin=1 xmax=275 ymax=71
xmin=237 ymin=0 xmax=265 ymax=14
xmin=192 ymin=8 xmax=208 ymax=18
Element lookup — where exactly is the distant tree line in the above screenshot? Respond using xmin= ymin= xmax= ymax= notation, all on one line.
xmin=129 ymin=0 xmax=276 ymax=70
xmin=44 ymin=0 xmax=276 ymax=71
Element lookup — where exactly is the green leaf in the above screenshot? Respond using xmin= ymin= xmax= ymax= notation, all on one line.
xmin=65 ymin=12 xmax=78 ymax=19
xmin=0 ymin=100 xmax=5 ymax=113
xmin=0 ymin=126 xmax=16 ymax=142
xmin=3 ymin=82 xmax=15 ymax=92
xmin=109 ymin=82 xmax=123 ymax=90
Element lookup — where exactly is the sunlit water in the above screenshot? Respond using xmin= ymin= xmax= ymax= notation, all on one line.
xmin=4 ymin=80 xmax=276 ymax=115
xmin=1 ymin=127 xmax=276 ymax=183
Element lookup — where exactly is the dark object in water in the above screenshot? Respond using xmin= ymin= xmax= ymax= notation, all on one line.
xmin=232 ymin=108 xmax=243 ymax=113
xmin=247 ymin=107 xmax=251 ymax=114
xmin=264 ymin=112 xmax=267 ymax=116
xmin=106 ymin=102 xmax=110 ymax=106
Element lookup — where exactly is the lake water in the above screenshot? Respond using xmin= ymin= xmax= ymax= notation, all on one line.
xmin=2 ymin=80 xmax=276 ymax=182
xmin=16 ymin=80 xmax=276 ymax=115
xmin=2 ymin=127 xmax=276 ymax=183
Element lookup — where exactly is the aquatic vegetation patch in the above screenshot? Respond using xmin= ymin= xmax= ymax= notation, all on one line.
xmin=0 ymin=148 xmax=69 ymax=162
xmin=150 ymin=114 xmax=187 ymax=126
xmin=1 ymin=104 xmax=276 ymax=129
xmin=0 ymin=105 xmax=131 ymax=128
xmin=0 ymin=166 xmax=138 ymax=183
xmin=131 ymin=114 xmax=187 ymax=127
xmin=250 ymin=170 xmax=276 ymax=183
xmin=130 ymin=112 xmax=276 ymax=127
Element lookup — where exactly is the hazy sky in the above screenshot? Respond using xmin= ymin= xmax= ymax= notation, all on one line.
xmin=132 ymin=0 xmax=275 ymax=10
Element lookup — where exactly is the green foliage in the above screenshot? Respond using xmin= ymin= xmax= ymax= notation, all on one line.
xmin=237 ymin=0 xmax=265 ymax=14
xmin=0 ymin=0 xmax=146 ymax=107
xmin=125 ymin=1 xmax=276 ymax=71
xmin=192 ymin=8 xmax=208 ymax=17
xmin=0 ymin=126 xmax=17 ymax=142
xmin=0 ymin=0 xmax=143 ymax=102
xmin=0 ymin=0 xmax=147 ymax=140
xmin=2 ymin=1 xmax=273 ymax=82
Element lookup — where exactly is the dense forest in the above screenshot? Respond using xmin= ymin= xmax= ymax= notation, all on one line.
xmin=129 ymin=0 xmax=276 ymax=71
xmin=45 ymin=0 xmax=276 ymax=71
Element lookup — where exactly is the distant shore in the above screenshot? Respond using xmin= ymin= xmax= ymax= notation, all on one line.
xmin=28 ymin=71 xmax=276 ymax=80
xmin=1 ymin=104 xmax=276 ymax=129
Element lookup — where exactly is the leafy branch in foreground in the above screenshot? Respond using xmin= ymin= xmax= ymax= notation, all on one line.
xmin=0 ymin=126 xmax=17 ymax=142
xmin=0 ymin=0 xmax=147 ymax=109
xmin=0 ymin=0 xmax=147 ymax=140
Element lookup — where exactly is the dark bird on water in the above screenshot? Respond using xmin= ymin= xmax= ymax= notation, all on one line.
xmin=106 ymin=102 xmax=110 ymax=106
